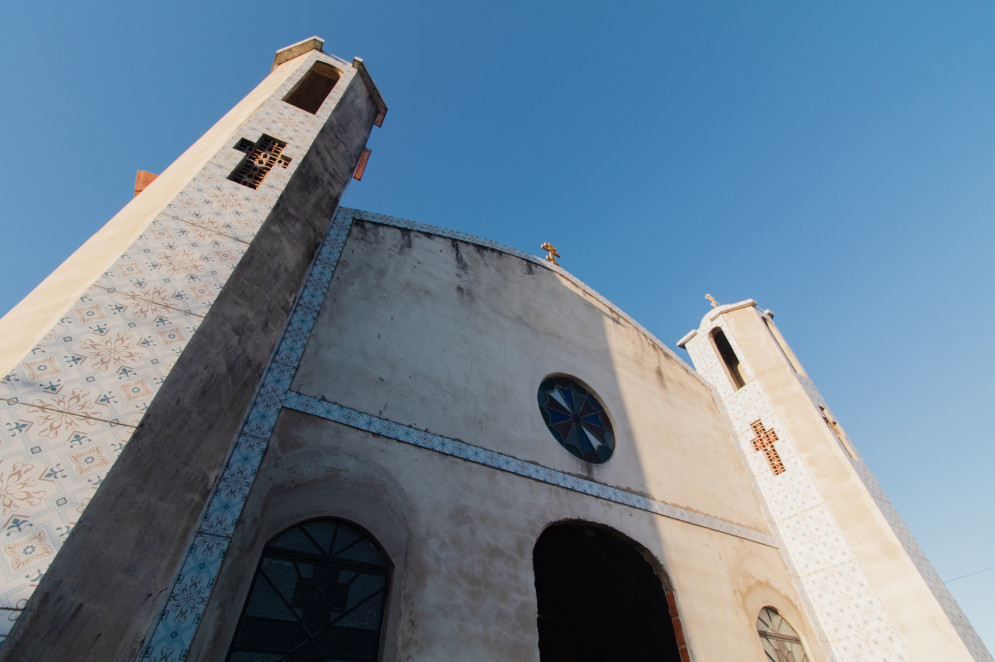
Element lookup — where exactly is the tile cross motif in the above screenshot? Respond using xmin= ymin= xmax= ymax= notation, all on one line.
xmin=750 ymin=419 xmax=785 ymax=476
xmin=229 ymin=135 xmax=292 ymax=189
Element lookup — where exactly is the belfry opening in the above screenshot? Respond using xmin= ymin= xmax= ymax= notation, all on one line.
xmin=533 ymin=523 xmax=682 ymax=662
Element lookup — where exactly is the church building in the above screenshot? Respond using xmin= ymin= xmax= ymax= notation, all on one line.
xmin=0 ymin=38 xmax=989 ymax=662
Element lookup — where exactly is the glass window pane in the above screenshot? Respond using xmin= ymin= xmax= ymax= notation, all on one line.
xmin=227 ymin=520 xmax=390 ymax=662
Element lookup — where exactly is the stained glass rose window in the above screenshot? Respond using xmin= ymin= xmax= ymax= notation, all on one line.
xmin=537 ymin=376 xmax=615 ymax=463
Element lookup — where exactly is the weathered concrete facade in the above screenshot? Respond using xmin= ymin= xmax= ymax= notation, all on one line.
xmin=175 ymin=211 xmax=824 ymax=661
xmin=0 ymin=38 xmax=988 ymax=662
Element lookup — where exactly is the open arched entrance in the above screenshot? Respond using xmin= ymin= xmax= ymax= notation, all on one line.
xmin=533 ymin=522 xmax=684 ymax=662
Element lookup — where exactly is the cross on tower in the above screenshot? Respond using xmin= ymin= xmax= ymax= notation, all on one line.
xmin=749 ymin=419 xmax=785 ymax=475
xmin=228 ymin=135 xmax=292 ymax=189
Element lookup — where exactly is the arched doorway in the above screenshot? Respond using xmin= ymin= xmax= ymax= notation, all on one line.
xmin=533 ymin=522 xmax=683 ymax=662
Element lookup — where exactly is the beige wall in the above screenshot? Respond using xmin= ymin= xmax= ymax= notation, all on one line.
xmin=293 ymin=221 xmax=769 ymax=531
xmin=194 ymin=412 xmax=825 ymax=661
xmin=191 ymin=220 xmax=828 ymax=661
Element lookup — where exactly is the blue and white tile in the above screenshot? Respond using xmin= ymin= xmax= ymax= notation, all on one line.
xmin=166 ymin=168 xmax=276 ymax=245
xmin=102 ymin=219 xmax=246 ymax=319
xmin=142 ymin=531 xmax=228 ymax=661
xmin=0 ymin=607 xmax=20 ymax=638
xmin=0 ymin=285 xmax=201 ymax=426
xmin=201 ymin=464 xmax=255 ymax=542
xmin=241 ymin=396 xmax=282 ymax=441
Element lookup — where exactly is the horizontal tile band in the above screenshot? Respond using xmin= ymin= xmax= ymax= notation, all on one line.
xmin=283 ymin=391 xmax=776 ymax=548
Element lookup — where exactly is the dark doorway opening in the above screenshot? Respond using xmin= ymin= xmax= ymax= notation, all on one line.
xmin=533 ymin=523 xmax=683 ymax=662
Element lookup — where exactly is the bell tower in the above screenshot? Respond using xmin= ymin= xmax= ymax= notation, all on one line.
xmin=678 ymin=300 xmax=991 ymax=662
xmin=0 ymin=38 xmax=386 ymax=661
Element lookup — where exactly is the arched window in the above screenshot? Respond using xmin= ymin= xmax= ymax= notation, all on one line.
xmin=226 ymin=519 xmax=391 ymax=662
xmin=283 ymin=61 xmax=341 ymax=114
xmin=756 ymin=607 xmax=809 ymax=662
xmin=710 ymin=328 xmax=747 ymax=390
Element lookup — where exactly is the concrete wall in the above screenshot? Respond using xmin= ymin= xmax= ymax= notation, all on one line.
xmin=0 ymin=46 xmax=382 ymax=661
xmin=293 ymin=221 xmax=767 ymax=531
xmin=183 ymin=212 xmax=828 ymax=661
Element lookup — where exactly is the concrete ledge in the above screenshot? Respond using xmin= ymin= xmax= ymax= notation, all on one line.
xmin=677 ymin=299 xmax=758 ymax=348
xmin=273 ymin=36 xmax=324 ymax=71
xmin=352 ymin=57 xmax=388 ymax=126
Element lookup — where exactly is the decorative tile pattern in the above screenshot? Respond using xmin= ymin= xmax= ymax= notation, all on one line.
xmin=164 ymin=167 xmax=277 ymax=245
xmin=0 ymin=398 xmax=132 ymax=609
xmin=795 ymin=369 xmax=992 ymax=660
xmin=1 ymin=282 xmax=203 ymax=426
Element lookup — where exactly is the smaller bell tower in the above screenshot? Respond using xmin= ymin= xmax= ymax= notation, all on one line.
xmin=678 ymin=300 xmax=991 ymax=662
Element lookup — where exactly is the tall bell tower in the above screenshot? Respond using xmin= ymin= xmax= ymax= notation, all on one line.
xmin=0 ymin=38 xmax=385 ymax=661
xmin=678 ymin=300 xmax=991 ymax=662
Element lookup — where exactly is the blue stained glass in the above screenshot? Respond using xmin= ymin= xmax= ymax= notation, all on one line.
xmin=537 ymin=376 xmax=615 ymax=464
xmin=559 ymin=386 xmax=575 ymax=409
xmin=546 ymin=409 xmax=571 ymax=424
xmin=581 ymin=413 xmax=603 ymax=426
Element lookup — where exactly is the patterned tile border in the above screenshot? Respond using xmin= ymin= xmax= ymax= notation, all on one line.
xmin=139 ymin=207 xmax=779 ymax=661
xmin=282 ymin=391 xmax=774 ymax=547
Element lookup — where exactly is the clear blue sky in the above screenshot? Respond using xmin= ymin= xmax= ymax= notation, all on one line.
xmin=2 ymin=0 xmax=993 ymax=652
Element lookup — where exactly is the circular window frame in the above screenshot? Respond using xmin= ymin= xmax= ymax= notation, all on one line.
xmin=536 ymin=374 xmax=616 ymax=464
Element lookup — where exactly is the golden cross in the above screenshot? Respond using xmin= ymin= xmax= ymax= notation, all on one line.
xmin=541 ymin=243 xmax=561 ymax=266
xmin=705 ymin=293 xmax=718 ymax=308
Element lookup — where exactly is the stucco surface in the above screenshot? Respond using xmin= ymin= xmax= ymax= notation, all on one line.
xmin=292 ymin=220 xmax=770 ymax=533
xmin=193 ymin=410 xmax=825 ymax=662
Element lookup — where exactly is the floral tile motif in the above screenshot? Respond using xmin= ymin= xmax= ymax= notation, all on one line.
xmin=141 ymin=532 xmax=228 ymax=661
xmin=2 ymin=529 xmax=56 ymax=573
xmin=0 ymin=399 xmax=131 ymax=607
xmin=99 ymin=215 xmax=248 ymax=319
xmin=165 ymin=165 xmax=277 ymax=245
xmin=201 ymin=449 xmax=260 ymax=540
xmin=779 ymin=507 xmax=854 ymax=578
xmin=0 ymin=284 xmax=201 ymax=427
xmin=0 ymin=607 xmax=20 ymax=638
